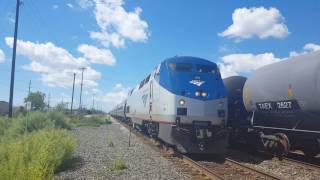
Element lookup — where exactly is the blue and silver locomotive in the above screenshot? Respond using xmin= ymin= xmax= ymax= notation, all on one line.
xmin=110 ymin=56 xmax=228 ymax=154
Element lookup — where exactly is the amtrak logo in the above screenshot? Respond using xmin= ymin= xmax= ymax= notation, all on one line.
xmin=189 ymin=79 xmax=205 ymax=86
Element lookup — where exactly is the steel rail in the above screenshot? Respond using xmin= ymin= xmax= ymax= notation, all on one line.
xmin=225 ymin=158 xmax=282 ymax=180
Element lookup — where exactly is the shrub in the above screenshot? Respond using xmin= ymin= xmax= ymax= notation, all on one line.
xmin=107 ymin=139 xmax=114 ymax=147
xmin=70 ymin=115 xmax=108 ymax=127
xmin=0 ymin=129 xmax=77 ymax=180
xmin=111 ymin=156 xmax=126 ymax=171
xmin=25 ymin=111 xmax=55 ymax=132
xmin=48 ymin=111 xmax=71 ymax=130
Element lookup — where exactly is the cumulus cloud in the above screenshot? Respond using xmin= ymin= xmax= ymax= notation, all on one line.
xmin=98 ymin=83 xmax=131 ymax=111
xmin=0 ymin=49 xmax=5 ymax=63
xmin=67 ymin=3 xmax=74 ymax=8
xmin=219 ymin=7 xmax=289 ymax=40
xmin=218 ymin=53 xmax=281 ymax=78
xmin=80 ymin=0 xmax=149 ymax=48
xmin=5 ymin=37 xmax=103 ymax=88
xmin=78 ymin=0 xmax=94 ymax=8
xmin=78 ymin=44 xmax=116 ymax=65
xmin=52 ymin=5 xmax=59 ymax=10
xmin=289 ymin=43 xmax=320 ymax=57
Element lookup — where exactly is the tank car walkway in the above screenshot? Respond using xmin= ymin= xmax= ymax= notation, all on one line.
xmin=54 ymin=118 xmax=192 ymax=180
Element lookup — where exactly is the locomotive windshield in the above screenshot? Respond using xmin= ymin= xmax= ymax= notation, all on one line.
xmin=169 ymin=63 xmax=193 ymax=72
xmin=196 ymin=64 xmax=217 ymax=74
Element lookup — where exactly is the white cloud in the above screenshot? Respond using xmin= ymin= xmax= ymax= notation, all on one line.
xmin=67 ymin=3 xmax=74 ymax=8
xmin=81 ymin=0 xmax=149 ymax=48
xmin=219 ymin=7 xmax=289 ymax=40
xmin=5 ymin=37 xmax=102 ymax=88
xmin=52 ymin=5 xmax=59 ymax=10
xmin=219 ymin=53 xmax=281 ymax=78
xmin=98 ymin=83 xmax=131 ymax=111
xmin=290 ymin=43 xmax=320 ymax=57
xmin=304 ymin=43 xmax=320 ymax=52
xmin=114 ymin=83 xmax=123 ymax=89
xmin=78 ymin=0 xmax=94 ymax=8
xmin=78 ymin=44 xmax=116 ymax=65
xmin=0 ymin=49 xmax=5 ymax=63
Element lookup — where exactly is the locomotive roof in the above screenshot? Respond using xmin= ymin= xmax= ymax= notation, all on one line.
xmin=163 ymin=56 xmax=217 ymax=66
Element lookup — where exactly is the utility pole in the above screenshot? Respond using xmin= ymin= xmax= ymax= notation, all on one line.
xmin=70 ymin=73 xmax=76 ymax=114
xmin=78 ymin=67 xmax=86 ymax=114
xmin=28 ymin=80 xmax=31 ymax=95
xmin=8 ymin=0 xmax=21 ymax=118
xmin=92 ymin=93 xmax=95 ymax=110
xmin=47 ymin=93 xmax=50 ymax=110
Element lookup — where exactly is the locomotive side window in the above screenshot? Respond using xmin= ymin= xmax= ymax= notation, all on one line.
xmin=196 ymin=65 xmax=217 ymax=74
xmin=169 ymin=63 xmax=193 ymax=72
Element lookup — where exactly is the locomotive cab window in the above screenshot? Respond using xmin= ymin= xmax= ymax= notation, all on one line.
xmin=196 ymin=65 xmax=217 ymax=74
xmin=169 ymin=63 xmax=193 ymax=72
xmin=145 ymin=74 xmax=151 ymax=83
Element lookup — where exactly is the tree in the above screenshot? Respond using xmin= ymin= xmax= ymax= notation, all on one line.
xmin=55 ymin=102 xmax=67 ymax=112
xmin=24 ymin=91 xmax=46 ymax=111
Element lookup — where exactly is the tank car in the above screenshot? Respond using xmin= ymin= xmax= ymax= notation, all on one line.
xmin=113 ymin=56 xmax=228 ymax=154
xmin=226 ymin=51 xmax=320 ymax=157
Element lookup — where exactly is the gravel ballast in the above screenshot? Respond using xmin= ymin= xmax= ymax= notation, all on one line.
xmin=54 ymin=119 xmax=192 ymax=180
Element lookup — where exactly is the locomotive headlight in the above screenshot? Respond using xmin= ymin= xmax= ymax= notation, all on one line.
xmin=201 ymin=91 xmax=208 ymax=97
xmin=179 ymin=99 xmax=186 ymax=105
xmin=195 ymin=91 xmax=201 ymax=97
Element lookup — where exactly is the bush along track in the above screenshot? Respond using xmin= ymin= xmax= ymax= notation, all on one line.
xmin=0 ymin=111 xmax=80 ymax=180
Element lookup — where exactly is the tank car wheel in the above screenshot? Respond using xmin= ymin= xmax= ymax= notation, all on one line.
xmin=275 ymin=133 xmax=290 ymax=157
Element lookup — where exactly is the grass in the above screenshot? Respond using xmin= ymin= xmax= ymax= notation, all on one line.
xmin=0 ymin=111 xmax=77 ymax=180
xmin=110 ymin=156 xmax=126 ymax=171
xmin=0 ymin=129 xmax=76 ymax=180
xmin=107 ymin=139 xmax=114 ymax=147
xmin=70 ymin=115 xmax=111 ymax=128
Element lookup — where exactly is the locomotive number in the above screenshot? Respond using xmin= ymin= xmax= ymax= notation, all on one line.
xmin=257 ymin=102 xmax=272 ymax=110
xmin=276 ymin=101 xmax=292 ymax=109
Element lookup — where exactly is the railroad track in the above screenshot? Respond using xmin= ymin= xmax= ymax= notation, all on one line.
xmin=110 ymin=116 xmax=282 ymax=180
xmin=281 ymin=157 xmax=320 ymax=171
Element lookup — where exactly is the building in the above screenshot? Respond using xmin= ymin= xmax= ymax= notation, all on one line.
xmin=0 ymin=101 xmax=9 ymax=116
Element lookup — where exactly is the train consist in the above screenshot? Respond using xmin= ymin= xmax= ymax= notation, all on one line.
xmin=110 ymin=51 xmax=320 ymax=157
xmin=110 ymin=56 xmax=228 ymax=154
xmin=225 ymin=51 xmax=320 ymax=157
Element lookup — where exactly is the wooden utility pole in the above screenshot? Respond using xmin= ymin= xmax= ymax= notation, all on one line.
xmin=71 ymin=73 xmax=76 ymax=114
xmin=78 ymin=67 xmax=86 ymax=114
xmin=8 ymin=0 xmax=21 ymax=118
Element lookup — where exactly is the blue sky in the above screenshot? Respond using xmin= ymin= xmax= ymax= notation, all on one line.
xmin=0 ymin=0 xmax=319 ymax=111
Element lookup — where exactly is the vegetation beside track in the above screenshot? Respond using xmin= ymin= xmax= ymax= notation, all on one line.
xmin=0 ymin=110 xmax=109 ymax=180
xmin=70 ymin=115 xmax=111 ymax=128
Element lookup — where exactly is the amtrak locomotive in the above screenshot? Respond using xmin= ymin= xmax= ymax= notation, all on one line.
xmin=110 ymin=56 xmax=228 ymax=154
xmin=225 ymin=51 xmax=320 ymax=157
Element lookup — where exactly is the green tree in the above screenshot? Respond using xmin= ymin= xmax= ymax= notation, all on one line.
xmin=24 ymin=91 xmax=46 ymax=111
